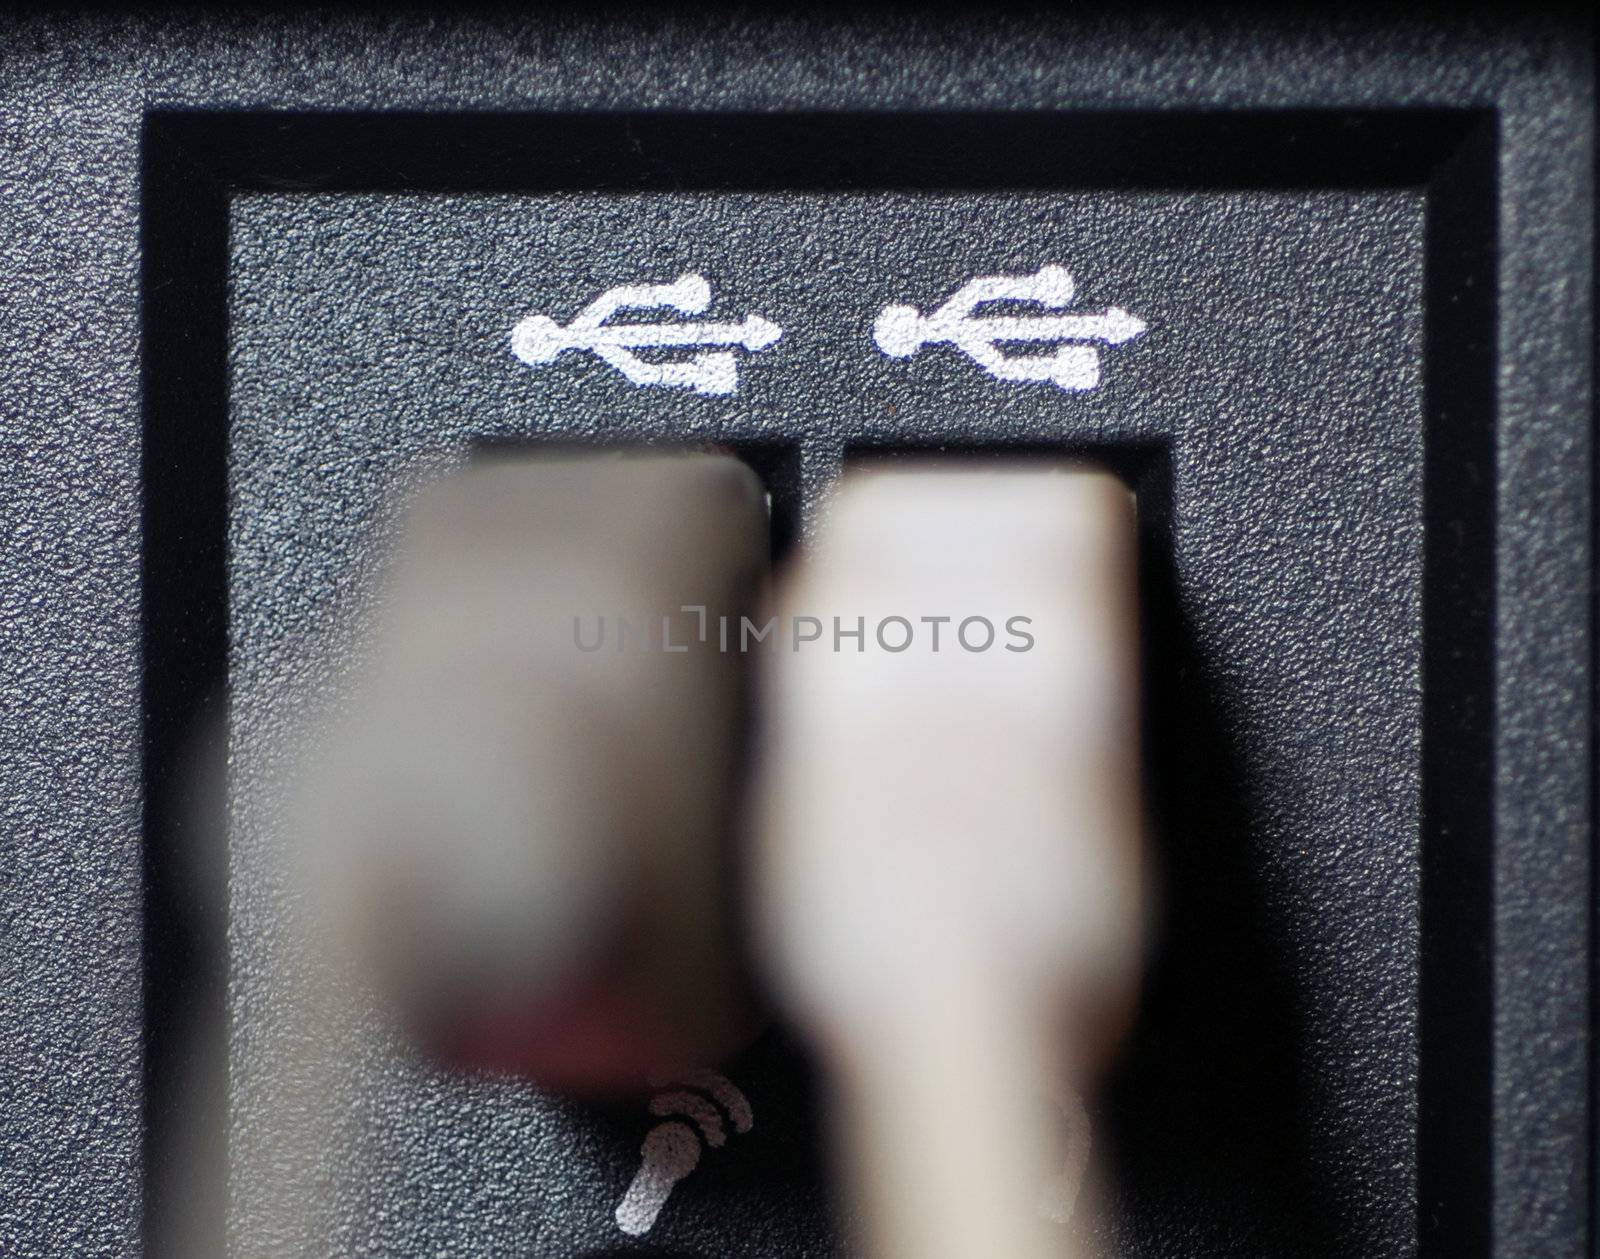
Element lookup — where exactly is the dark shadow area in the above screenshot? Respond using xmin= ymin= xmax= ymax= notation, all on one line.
xmin=146 ymin=108 xmax=1477 ymax=194
xmin=1415 ymin=115 xmax=1498 ymax=1259
xmin=842 ymin=436 xmax=1161 ymax=483
xmin=139 ymin=117 xmax=233 ymax=1259
xmin=723 ymin=441 xmax=803 ymax=564
xmin=1103 ymin=447 xmax=1346 ymax=1255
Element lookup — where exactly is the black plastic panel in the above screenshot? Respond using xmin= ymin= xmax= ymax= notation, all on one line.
xmin=0 ymin=12 xmax=1590 ymax=1259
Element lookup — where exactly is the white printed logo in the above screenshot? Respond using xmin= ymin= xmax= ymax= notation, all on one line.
xmin=873 ymin=265 xmax=1146 ymax=391
xmin=608 ymin=1067 xmax=1087 ymax=1236
xmin=614 ymin=1068 xmax=754 ymax=1236
xmin=511 ymin=274 xmax=782 ymax=396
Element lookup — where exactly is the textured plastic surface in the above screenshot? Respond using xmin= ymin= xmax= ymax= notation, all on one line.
xmin=0 ymin=9 xmax=1592 ymax=1259
xmin=230 ymin=188 xmax=1423 ymax=1259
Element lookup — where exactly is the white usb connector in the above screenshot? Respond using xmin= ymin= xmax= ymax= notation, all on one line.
xmin=756 ymin=462 xmax=1146 ymax=1259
